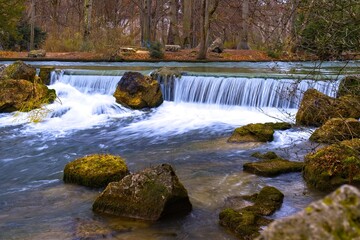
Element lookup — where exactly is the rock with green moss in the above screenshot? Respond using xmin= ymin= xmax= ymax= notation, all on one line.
xmin=310 ymin=118 xmax=360 ymax=144
xmin=92 ymin=164 xmax=192 ymax=221
xmin=219 ymin=186 xmax=283 ymax=239
xmin=251 ymin=151 xmax=279 ymax=160
xmin=63 ymin=154 xmax=129 ymax=188
xmin=338 ymin=75 xmax=360 ymax=97
xmin=0 ymin=79 xmax=56 ymax=113
xmin=114 ymin=72 xmax=163 ymax=109
xmin=296 ymin=89 xmax=360 ymax=127
xmin=150 ymin=67 xmax=182 ymax=80
xmin=0 ymin=61 xmax=36 ymax=82
xmin=303 ymin=139 xmax=360 ymax=191
xmin=28 ymin=49 xmax=46 ymax=58
xmin=257 ymin=185 xmax=360 ymax=240
xmin=228 ymin=122 xmax=291 ymax=143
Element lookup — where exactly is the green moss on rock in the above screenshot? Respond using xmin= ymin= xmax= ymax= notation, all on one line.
xmin=338 ymin=75 xmax=360 ymax=97
xmin=251 ymin=151 xmax=280 ymax=160
xmin=92 ymin=164 xmax=192 ymax=221
xmin=0 ymin=61 xmax=36 ymax=82
xmin=39 ymin=66 xmax=55 ymax=85
xmin=63 ymin=154 xmax=129 ymax=188
xmin=310 ymin=118 xmax=360 ymax=144
xmin=303 ymin=139 xmax=360 ymax=191
xmin=0 ymin=79 xmax=56 ymax=113
xmin=296 ymin=89 xmax=360 ymax=127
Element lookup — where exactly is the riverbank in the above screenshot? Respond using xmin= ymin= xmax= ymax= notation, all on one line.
xmin=0 ymin=49 xmax=317 ymax=62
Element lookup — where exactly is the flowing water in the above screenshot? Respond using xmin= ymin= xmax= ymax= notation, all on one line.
xmin=0 ymin=61 xmax=358 ymax=239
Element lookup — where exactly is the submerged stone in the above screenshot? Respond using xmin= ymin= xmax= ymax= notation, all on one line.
xmin=0 ymin=60 xmax=36 ymax=82
xmin=228 ymin=122 xmax=291 ymax=143
xmin=63 ymin=154 xmax=129 ymax=188
xmin=257 ymin=185 xmax=360 ymax=240
xmin=310 ymin=118 xmax=360 ymax=143
xmin=303 ymin=139 xmax=360 ymax=191
xmin=114 ymin=71 xmax=163 ymax=109
xmin=0 ymin=79 xmax=56 ymax=113
xmin=220 ymin=186 xmax=283 ymax=239
xmin=243 ymin=159 xmax=304 ymax=177
xmin=92 ymin=164 xmax=192 ymax=221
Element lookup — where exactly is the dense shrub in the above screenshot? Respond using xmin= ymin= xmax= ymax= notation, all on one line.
xmin=148 ymin=41 xmax=164 ymax=59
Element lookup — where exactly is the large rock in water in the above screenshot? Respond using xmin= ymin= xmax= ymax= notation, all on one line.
xmin=310 ymin=118 xmax=360 ymax=143
xmin=113 ymin=72 xmax=163 ymax=109
xmin=296 ymin=89 xmax=360 ymax=127
xmin=338 ymin=75 xmax=360 ymax=97
xmin=257 ymin=185 xmax=360 ymax=240
xmin=0 ymin=60 xmax=36 ymax=82
xmin=303 ymin=138 xmax=360 ymax=191
xmin=0 ymin=79 xmax=56 ymax=113
xmin=92 ymin=164 xmax=192 ymax=221
xmin=63 ymin=154 xmax=129 ymax=188
xmin=228 ymin=122 xmax=291 ymax=143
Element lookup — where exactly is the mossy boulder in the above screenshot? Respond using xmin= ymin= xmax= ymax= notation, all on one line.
xmin=0 ymin=79 xmax=56 ymax=113
xmin=150 ymin=67 xmax=182 ymax=80
xmin=303 ymin=139 xmax=360 ymax=191
xmin=219 ymin=186 xmax=283 ymax=239
xmin=296 ymin=89 xmax=360 ymax=127
xmin=28 ymin=49 xmax=46 ymax=58
xmin=257 ymin=185 xmax=360 ymax=240
xmin=338 ymin=75 xmax=360 ymax=97
xmin=92 ymin=164 xmax=192 ymax=221
xmin=244 ymin=152 xmax=304 ymax=177
xmin=228 ymin=122 xmax=291 ymax=143
xmin=310 ymin=118 xmax=360 ymax=144
xmin=39 ymin=66 xmax=55 ymax=85
xmin=63 ymin=154 xmax=129 ymax=188
xmin=114 ymin=71 xmax=163 ymax=109
xmin=0 ymin=61 xmax=36 ymax=82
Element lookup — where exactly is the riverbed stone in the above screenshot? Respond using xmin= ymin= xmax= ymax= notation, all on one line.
xmin=92 ymin=164 xmax=192 ymax=221
xmin=303 ymin=138 xmax=360 ymax=191
xmin=296 ymin=89 xmax=360 ymax=127
xmin=338 ymin=75 xmax=360 ymax=97
xmin=310 ymin=118 xmax=360 ymax=144
xmin=228 ymin=122 xmax=291 ymax=143
xmin=63 ymin=154 xmax=129 ymax=188
xmin=114 ymin=71 xmax=163 ymax=109
xmin=0 ymin=79 xmax=56 ymax=113
xmin=219 ymin=186 xmax=284 ymax=239
xmin=256 ymin=185 xmax=360 ymax=240
xmin=0 ymin=60 xmax=36 ymax=82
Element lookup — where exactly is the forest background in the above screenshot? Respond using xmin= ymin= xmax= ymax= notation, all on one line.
xmin=0 ymin=0 xmax=359 ymax=61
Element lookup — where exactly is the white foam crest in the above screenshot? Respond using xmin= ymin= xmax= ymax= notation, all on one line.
xmin=124 ymin=101 xmax=297 ymax=136
xmin=271 ymin=129 xmax=313 ymax=147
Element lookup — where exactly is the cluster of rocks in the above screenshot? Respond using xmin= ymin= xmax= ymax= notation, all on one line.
xmin=0 ymin=61 xmax=56 ymax=113
xmin=63 ymin=155 xmax=192 ymax=221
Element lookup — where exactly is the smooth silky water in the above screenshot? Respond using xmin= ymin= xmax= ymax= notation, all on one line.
xmin=0 ymin=61 xmax=358 ymax=239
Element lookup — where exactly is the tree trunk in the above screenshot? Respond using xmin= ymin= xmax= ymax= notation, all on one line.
xmin=83 ymin=0 xmax=93 ymax=45
xmin=197 ymin=0 xmax=208 ymax=59
xmin=167 ymin=0 xmax=180 ymax=45
xmin=182 ymin=0 xmax=192 ymax=48
xmin=141 ymin=0 xmax=151 ymax=47
xmin=30 ymin=0 xmax=36 ymax=50
xmin=238 ymin=0 xmax=250 ymax=50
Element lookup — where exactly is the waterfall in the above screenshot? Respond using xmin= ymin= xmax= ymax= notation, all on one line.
xmin=50 ymin=70 xmax=121 ymax=95
xmin=160 ymin=76 xmax=339 ymax=109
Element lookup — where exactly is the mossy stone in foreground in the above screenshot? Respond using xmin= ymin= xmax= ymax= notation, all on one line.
xmin=257 ymin=185 xmax=360 ymax=240
xmin=303 ymin=139 xmax=360 ymax=191
xmin=0 ymin=60 xmax=36 ymax=82
xmin=219 ymin=186 xmax=283 ymax=239
xmin=63 ymin=154 xmax=129 ymax=188
xmin=92 ymin=164 xmax=192 ymax=221
xmin=228 ymin=123 xmax=275 ymax=143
